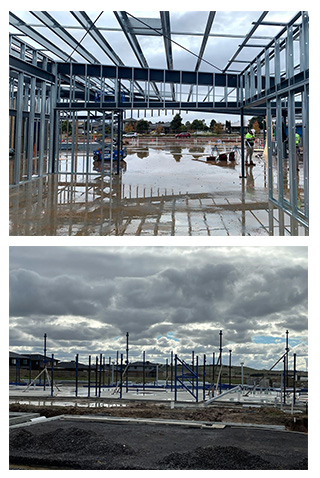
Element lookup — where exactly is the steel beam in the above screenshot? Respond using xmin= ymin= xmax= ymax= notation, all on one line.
xmin=187 ymin=11 xmax=216 ymax=101
xmin=9 ymin=55 xmax=55 ymax=84
xmin=195 ymin=11 xmax=216 ymax=71
xmin=160 ymin=12 xmax=175 ymax=100
xmin=114 ymin=11 xmax=161 ymax=100
xmin=160 ymin=11 xmax=173 ymax=70
xmin=114 ymin=11 xmax=148 ymax=68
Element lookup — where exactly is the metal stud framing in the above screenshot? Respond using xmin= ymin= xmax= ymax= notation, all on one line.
xmin=9 ymin=11 xmax=309 ymax=228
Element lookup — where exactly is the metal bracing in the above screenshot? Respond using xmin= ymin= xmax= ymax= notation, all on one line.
xmin=30 ymin=11 xmax=100 ymax=63
xmin=71 ymin=11 xmax=124 ymax=66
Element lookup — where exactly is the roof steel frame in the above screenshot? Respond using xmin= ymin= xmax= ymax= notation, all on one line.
xmin=9 ymin=11 xmax=299 ymax=73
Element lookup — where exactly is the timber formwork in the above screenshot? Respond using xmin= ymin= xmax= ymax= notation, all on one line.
xmin=9 ymin=11 xmax=309 ymax=228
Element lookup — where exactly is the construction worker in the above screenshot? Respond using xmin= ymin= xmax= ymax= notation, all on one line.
xmin=245 ymin=129 xmax=256 ymax=166
xmin=295 ymin=132 xmax=301 ymax=154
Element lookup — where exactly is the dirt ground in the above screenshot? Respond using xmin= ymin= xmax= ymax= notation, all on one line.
xmin=9 ymin=401 xmax=308 ymax=432
xmin=9 ymin=402 xmax=308 ymax=470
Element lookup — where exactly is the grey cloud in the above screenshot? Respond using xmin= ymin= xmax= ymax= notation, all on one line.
xmin=10 ymin=268 xmax=115 ymax=318
xmin=9 ymin=246 xmax=308 ymax=366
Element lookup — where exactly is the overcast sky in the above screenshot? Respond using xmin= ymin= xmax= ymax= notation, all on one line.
xmin=9 ymin=246 xmax=308 ymax=370
xmin=9 ymin=8 xmax=300 ymax=125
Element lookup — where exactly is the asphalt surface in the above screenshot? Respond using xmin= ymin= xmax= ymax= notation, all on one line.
xmin=9 ymin=418 xmax=308 ymax=470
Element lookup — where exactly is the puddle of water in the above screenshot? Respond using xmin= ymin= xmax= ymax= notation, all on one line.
xmin=9 ymin=140 xmax=308 ymax=236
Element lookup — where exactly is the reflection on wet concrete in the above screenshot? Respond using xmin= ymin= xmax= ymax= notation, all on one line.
xmin=9 ymin=142 xmax=308 ymax=236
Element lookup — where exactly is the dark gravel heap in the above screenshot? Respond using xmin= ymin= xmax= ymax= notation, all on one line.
xmin=158 ymin=445 xmax=306 ymax=470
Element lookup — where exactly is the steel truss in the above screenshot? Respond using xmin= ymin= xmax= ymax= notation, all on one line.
xmin=9 ymin=11 xmax=309 ymax=228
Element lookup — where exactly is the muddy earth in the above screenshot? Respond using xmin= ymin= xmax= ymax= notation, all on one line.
xmin=9 ymin=403 xmax=308 ymax=470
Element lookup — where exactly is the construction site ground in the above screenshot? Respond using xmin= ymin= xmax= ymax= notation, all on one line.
xmin=9 ymin=402 xmax=308 ymax=470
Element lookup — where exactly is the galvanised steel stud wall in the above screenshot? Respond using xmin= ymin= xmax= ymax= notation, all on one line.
xmin=9 ymin=36 xmax=56 ymax=184
xmin=240 ymin=11 xmax=309 ymax=228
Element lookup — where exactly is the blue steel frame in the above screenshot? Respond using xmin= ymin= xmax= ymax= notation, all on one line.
xmin=174 ymin=354 xmax=199 ymax=402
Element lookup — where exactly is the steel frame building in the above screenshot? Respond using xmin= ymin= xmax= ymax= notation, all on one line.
xmin=9 ymin=11 xmax=309 ymax=228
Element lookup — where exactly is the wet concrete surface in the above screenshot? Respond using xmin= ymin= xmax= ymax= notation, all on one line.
xmin=9 ymin=418 xmax=308 ymax=469
xmin=9 ymin=139 xmax=308 ymax=236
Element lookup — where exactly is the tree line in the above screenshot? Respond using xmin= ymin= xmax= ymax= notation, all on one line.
xmin=62 ymin=114 xmax=265 ymax=135
xmin=125 ymin=114 xmax=265 ymax=135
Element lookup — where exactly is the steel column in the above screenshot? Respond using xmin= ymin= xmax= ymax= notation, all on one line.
xmin=288 ymin=90 xmax=298 ymax=215
xmin=171 ymin=350 xmax=173 ymax=392
xmin=266 ymin=99 xmax=273 ymax=199
xmin=48 ymin=63 xmax=58 ymax=175
xmin=212 ymin=352 xmax=215 ymax=396
xmin=51 ymin=354 xmax=54 ymax=397
xmin=293 ymin=353 xmax=296 ymax=405
xmin=126 ymin=332 xmax=129 ymax=392
xmin=14 ymin=71 xmax=24 ymax=184
xmin=301 ymin=12 xmax=309 ymax=71
xmin=143 ymin=351 xmax=146 ymax=391
xmin=43 ymin=333 xmax=47 ymax=391
xmin=88 ymin=355 xmax=91 ymax=398
xmin=38 ymin=80 xmax=47 ymax=177
xmin=219 ymin=330 xmax=223 ymax=394
xmin=274 ymin=39 xmax=281 ymax=87
xmin=120 ymin=354 xmax=123 ymax=399
xmin=174 ymin=354 xmax=177 ymax=401
xmin=286 ymin=25 xmax=294 ymax=80
xmin=276 ymin=96 xmax=284 ymax=205
xmin=27 ymin=52 xmax=37 ymax=180
xmin=240 ymin=108 xmax=246 ymax=178
xmin=203 ymin=354 xmax=206 ymax=400
xmin=99 ymin=353 xmax=102 ymax=397
xmin=75 ymin=353 xmax=79 ymax=397
xmin=302 ymin=84 xmax=309 ymax=220
xmin=264 ymin=48 xmax=270 ymax=91
xmin=95 ymin=356 xmax=98 ymax=396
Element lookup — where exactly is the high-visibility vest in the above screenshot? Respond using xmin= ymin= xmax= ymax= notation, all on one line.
xmin=295 ymin=133 xmax=300 ymax=145
xmin=245 ymin=132 xmax=255 ymax=146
